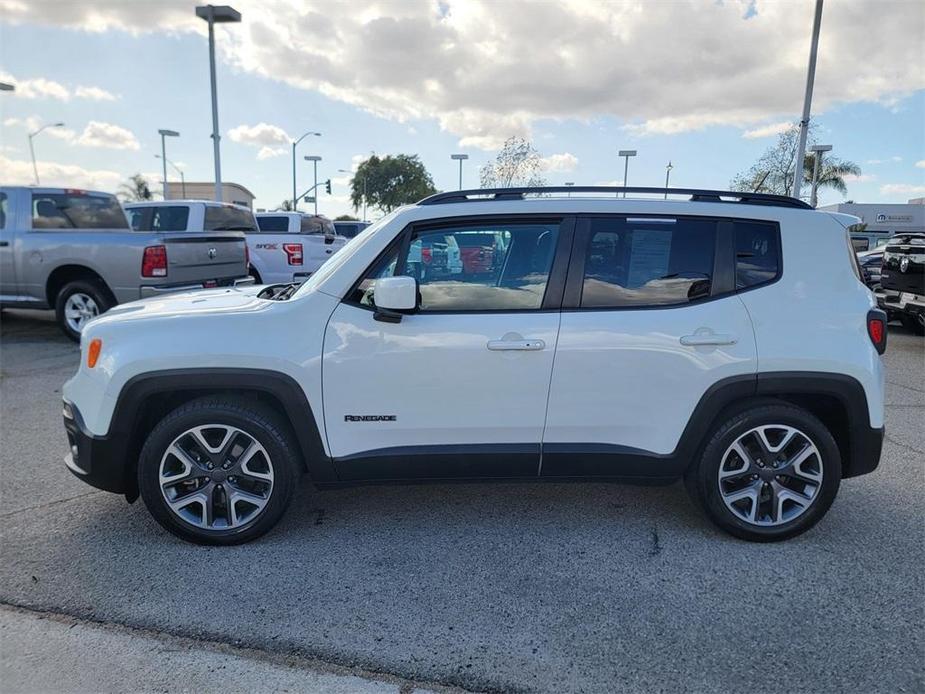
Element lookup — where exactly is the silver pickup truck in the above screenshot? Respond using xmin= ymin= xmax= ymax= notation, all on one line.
xmin=0 ymin=186 xmax=249 ymax=340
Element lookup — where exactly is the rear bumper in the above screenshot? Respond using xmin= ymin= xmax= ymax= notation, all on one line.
xmin=876 ymin=289 xmax=925 ymax=317
xmin=846 ymin=425 xmax=885 ymax=478
xmin=62 ymin=400 xmax=128 ymax=495
xmin=139 ymin=276 xmax=253 ymax=299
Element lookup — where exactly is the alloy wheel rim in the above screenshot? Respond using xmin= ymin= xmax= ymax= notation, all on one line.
xmin=159 ymin=424 xmax=274 ymax=530
xmin=717 ymin=424 xmax=823 ymax=527
xmin=64 ymin=293 xmax=99 ymax=333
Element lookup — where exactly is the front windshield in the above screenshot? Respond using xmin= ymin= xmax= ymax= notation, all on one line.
xmin=294 ymin=211 xmax=399 ymax=298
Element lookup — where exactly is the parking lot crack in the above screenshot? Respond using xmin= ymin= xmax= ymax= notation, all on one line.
xmin=0 ymin=490 xmax=105 ymax=519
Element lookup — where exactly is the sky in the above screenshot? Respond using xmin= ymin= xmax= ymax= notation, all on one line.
xmin=1 ymin=0 xmax=923 ymax=219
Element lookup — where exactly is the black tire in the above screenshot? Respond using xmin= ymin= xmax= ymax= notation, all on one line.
xmin=900 ymin=313 xmax=925 ymax=336
xmin=249 ymin=267 xmax=263 ymax=284
xmin=138 ymin=397 xmax=299 ymax=545
xmin=685 ymin=402 xmax=841 ymax=542
xmin=54 ymin=279 xmax=113 ymax=342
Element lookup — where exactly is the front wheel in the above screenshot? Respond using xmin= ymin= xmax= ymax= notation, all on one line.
xmin=685 ymin=403 xmax=841 ymax=542
xmin=55 ymin=280 xmax=112 ymax=342
xmin=138 ymin=397 xmax=299 ymax=545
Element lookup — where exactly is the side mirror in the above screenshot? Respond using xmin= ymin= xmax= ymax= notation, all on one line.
xmin=324 ymin=232 xmax=336 ymax=245
xmin=374 ymin=276 xmax=418 ymax=323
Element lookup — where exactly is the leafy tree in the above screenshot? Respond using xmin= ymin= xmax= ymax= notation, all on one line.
xmin=118 ymin=174 xmax=153 ymax=202
xmin=480 ymin=137 xmax=547 ymax=188
xmin=731 ymin=124 xmax=860 ymax=197
xmin=278 ymin=199 xmax=295 ymax=211
xmin=334 ymin=214 xmax=359 ymax=221
xmin=350 ymin=154 xmax=437 ymax=213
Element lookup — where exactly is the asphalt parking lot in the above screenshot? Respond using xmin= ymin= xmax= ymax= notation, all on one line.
xmin=1 ymin=308 xmax=923 ymax=694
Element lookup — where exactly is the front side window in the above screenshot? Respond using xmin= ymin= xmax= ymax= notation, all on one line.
xmin=580 ymin=217 xmax=715 ymax=308
xmin=735 ymin=221 xmax=780 ymax=289
xmin=352 ymin=220 xmax=560 ymax=311
xmin=151 ymin=206 xmax=190 ymax=232
xmin=203 ymin=205 xmax=258 ymax=231
xmin=31 ymin=193 xmax=128 ymax=230
xmin=0 ymin=192 xmax=7 ymax=230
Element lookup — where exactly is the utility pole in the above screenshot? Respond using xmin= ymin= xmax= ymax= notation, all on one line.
xmin=291 ymin=131 xmax=320 ymax=211
xmin=664 ymin=161 xmax=673 ymax=198
xmin=809 ymin=144 xmax=832 ymax=208
xmin=158 ymin=129 xmax=179 ymax=200
xmin=304 ymin=155 xmax=322 ymax=214
xmin=791 ymin=0 xmax=824 ymax=200
xmin=28 ymin=122 xmax=65 ymax=185
xmin=451 ymin=153 xmax=468 ymax=189
xmin=618 ymin=150 xmax=637 ymax=197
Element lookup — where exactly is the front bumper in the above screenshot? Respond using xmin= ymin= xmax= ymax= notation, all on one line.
xmin=139 ymin=276 xmax=254 ymax=299
xmin=62 ymin=400 xmax=129 ymax=495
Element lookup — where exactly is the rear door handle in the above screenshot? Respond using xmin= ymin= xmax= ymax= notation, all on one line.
xmin=680 ymin=333 xmax=737 ymax=346
xmin=487 ymin=339 xmax=546 ymax=351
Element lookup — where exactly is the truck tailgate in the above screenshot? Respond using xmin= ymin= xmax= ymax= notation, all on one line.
xmin=162 ymin=233 xmax=247 ymax=283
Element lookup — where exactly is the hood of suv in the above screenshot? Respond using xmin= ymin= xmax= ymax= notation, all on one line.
xmin=91 ymin=284 xmax=271 ymax=327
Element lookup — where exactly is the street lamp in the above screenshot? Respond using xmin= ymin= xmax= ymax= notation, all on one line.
xmin=155 ymin=154 xmax=187 ymax=198
xmin=339 ymin=168 xmax=368 ymax=222
xmin=664 ymin=161 xmax=674 ymax=199
xmin=809 ymin=144 xmax=832 ymax=208
xmin=618 ymin=150 xmax=637 ymax=197
xmin=304 ymin=155 xmax=322 ymax=214
xmin=28 ymin=122 xmax=65 ymax=185
xmin=792 ymin=0 xmax=824 ymax=200
xmin=157 ymin=129 xmax=180 ymax=200
xmin=0 ymin=82 xmax=14 ymax=92
xmin=450 ymin=153 xmax=468 ymax=190
xmin=195 ymin=4 xmax=241 ymax=202
xmin=564 ymin=181 xmax=575 ymax=197
xmin=292 ymin=131 xmax=321 ymax=211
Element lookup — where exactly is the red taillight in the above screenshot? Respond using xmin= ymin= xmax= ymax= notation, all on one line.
xmin=142 ymin=245 xmax=167 ymax=277
xmin=422 ymin=248 xmax=432 ymax=264
xmin=867 ymin=310 xmax=887 ymax=355
xmin=283 ymin=243 xmax=303 ymax=266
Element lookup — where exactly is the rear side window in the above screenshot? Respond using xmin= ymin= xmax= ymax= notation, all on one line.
xmin=0 ymin=192 xmax=7 ymax=229
xmin=301 ymin=216 xmax=335 ymax=235
xmin=735 ymin=221 xmax=780 ymax=289
xmin=151 ymin=206 xmax=190 ymax=232
xmin=580 ymin=217 xmax=715 ymax=308
xmin=257 ymin=216 xmax=289 ymax=232
xmin=203 ymin=205 xmax=258 ymax=231
xmin=31 ymin=193 xmax=128 ymax=229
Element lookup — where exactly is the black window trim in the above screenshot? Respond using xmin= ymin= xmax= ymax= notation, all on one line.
xmin=561 ymin=213 xmax=782 ymax=312
xmin=343 ymin=214 xmax=576 ymax=315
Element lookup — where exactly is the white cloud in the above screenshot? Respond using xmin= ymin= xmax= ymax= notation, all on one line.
xmin=916 ymin=160 xmax=925 ymax=169
xmin=741 ymin=121 xmax=793 ymax=139
xmin=257 ymin=146 xmax=287 ymax=160
xmin=4 ymin=1 xmax=925 ymax=147
xmin=75 ymin=121 xmax=140 ymax=150
xmin=879 ymin=183 xmax=925 ymax=197
xmin=891 ymin=156 xmax=903 ymax=162
xmin=2 ymin=74 xmax=70 ymax=100
xmin=540 ymin=152 xmax=579 ymax=172
xmin=843 ymin=173 xmax=876 ymax=183
xmin=3 ymin=116 xmax=75 ymax=140
xmin=0 ymin=153 xmax=122 ymax=190
xmin=75 ymin=85 xmax=118 ymax=101
xmin=866 ymin=159 xmax=884 ymax=165
xmin=228 ymin=122 xmax=290 ymax=147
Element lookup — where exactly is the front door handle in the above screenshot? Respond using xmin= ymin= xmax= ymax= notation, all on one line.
xmin=680 ymin=333 xmax=737 ymax=346
xmin=487 ymin=339 xmax=546 ymax=351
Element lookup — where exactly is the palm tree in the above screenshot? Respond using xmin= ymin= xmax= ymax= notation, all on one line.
xmin=802 ymin=154 xmax=861 ymax=196
xmin=118 ymin=174 xmax=153 ymax=202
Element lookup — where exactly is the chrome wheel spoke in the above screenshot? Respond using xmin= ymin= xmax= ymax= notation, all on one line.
xmin=718 ymin=424 xmax=822 ymax=527
xmin=159 ymin=424 xmax=274 ymax=531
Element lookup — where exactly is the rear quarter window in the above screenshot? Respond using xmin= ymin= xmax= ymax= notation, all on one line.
xmin=735 ymin=221 xmax=781 ymax=289
xmin=203 ymin=205 xmax=258 ymax=231
xmin=256 ymin=216 xmax=290 ymax=232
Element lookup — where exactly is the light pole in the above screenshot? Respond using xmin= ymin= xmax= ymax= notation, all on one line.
xmin=304 ymin=155 xmax=322 ymax=214
xmin=0 ymin=82 xmax=14 ymax=92
xmin=28 ymin=122 xmax=65 ymax=185
xmin=292 ymin=131 xmax=321 ymax=210
xmin=195 ymin=4 xmax=241 ymax=202
xmin=339 ymin=168 xmax=368 ymax=222
xmin=158 ymin=129 xmax=180 ymax=200
xmin=564 ymin=181 xmax=574 ymax=197
xmin=664 ymin=161 xmax=673 ymax=199
xmin=618 ymin=150 xmax=637 ymax=197
xmin=809 ymin=144 xmax=832 ymax=208
xmin=791 ymin=0 xmax=824 ymax=200
xmin=155 ymin=154 xmax=187 ymax=198
xmin=450 ymin=153 xmax=468 ymax=190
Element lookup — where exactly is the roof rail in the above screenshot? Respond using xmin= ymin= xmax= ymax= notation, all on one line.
xmin=418 ymin=186 xmax=813 ymax=210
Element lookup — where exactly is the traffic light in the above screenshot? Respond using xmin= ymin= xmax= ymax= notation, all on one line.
xmin=325 ymin=179 xmax=331 ymax=195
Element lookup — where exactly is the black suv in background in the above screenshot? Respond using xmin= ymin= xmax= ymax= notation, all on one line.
xmin=878 ymin=232 xmax=925 ymax=335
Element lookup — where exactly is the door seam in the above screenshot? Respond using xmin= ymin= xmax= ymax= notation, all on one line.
xmin=537 ymin=310 xmax=563 ymax=476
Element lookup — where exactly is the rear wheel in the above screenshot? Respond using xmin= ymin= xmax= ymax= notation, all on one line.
xmin=54 ymin=279 xmax=112 ymax=342
xmin=685 ymin=403 xmax=841 ymax=542
xmin=138 ymin=397 xmax=298 ymax=545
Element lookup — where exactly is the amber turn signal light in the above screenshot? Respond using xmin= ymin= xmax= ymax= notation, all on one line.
xmin=87 ymin=338 xmax=102 ymax=368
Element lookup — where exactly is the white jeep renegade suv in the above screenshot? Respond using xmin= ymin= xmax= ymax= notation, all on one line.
xmin=62 ymin=187 xmax=887 ymax=545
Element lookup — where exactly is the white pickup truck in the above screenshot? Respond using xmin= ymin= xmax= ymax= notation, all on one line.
xmin=252 ymin=212 xmax=347 ymax=284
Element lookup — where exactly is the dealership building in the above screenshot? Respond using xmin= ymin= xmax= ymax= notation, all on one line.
xmin=819 ymin=198 xmax=924 ymax=235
